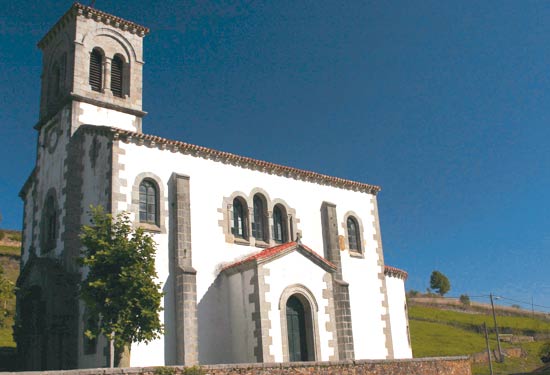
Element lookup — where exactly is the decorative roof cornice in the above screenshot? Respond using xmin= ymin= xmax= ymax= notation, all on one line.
xmin=384 ymin=265 xmax=408 ymax=281
xmin=76 ymin=125 xmax=381 ymax=195
xmin=38 ymin=2 xmax=149 ymax=49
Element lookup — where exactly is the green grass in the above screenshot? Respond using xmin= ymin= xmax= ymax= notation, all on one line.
xmin=0 ymin=249 xmax=18 ymax=348
xmin=0 ymin=245 xmax=20 ymax=258
xmin=410 ymin=305 xmax=550 ymax=334
xmin=409 ymin=304 xmax=550 ymax=374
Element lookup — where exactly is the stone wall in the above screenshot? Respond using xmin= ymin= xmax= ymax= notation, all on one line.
xmin=0 ymin=357 xmax=471 ymax=375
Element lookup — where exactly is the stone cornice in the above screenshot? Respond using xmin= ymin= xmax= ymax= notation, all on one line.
xmin=34 ymin=93 xmax=147 ymax=131
xmin=75 ymin=125 xmax=382 ymax=195
xmin=38 ymin=2 xmax=149 ymax=49
xmin=19 ymin=168 xmax=37 ymax=199
xmin=384 ymin=265 xmax=408 ymax=281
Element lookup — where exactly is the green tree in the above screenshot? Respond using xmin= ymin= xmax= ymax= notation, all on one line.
xmin=429 ymin=270 xmax=451 ymax=296
xmin=80 ymin=206 xmax=163 ymax=367
xmin=0 ymin=265 xmax=14 ymax=327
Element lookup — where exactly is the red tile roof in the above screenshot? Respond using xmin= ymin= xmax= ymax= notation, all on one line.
xmin=220 ymin=242 xmax=336 ymax=273
xmin=384 ymin=265 xmax=408 ymax=280
xmin=77 ymin=125 xmax=381 ymax=195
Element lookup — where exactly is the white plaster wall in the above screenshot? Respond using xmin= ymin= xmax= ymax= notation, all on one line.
xmin=263 ymin=252 xmax=333 ymax=362
xmin=30 ymin=107 xmax=71 ymax=260
xmin=225 ymin=269 xmax=256 ymax=364
xmin=386 ymin=275 xmax=412 ymax=359
xmin=21 ymin=187 xmax=34 ymax=264
xmin=77 ymin=102 xmax=139 ymax=132
xmin=116 ymin=140 xmax=389 ymax=365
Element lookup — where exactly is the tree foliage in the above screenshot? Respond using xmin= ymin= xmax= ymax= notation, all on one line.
xmin=429 ymin=270 xmax=451 ymax=296
xmin=80 ymin=206 xmax=163 ymax=364
xmin=0 ymin=265 xmax=15 ymax=327
xmin=459 ymin=294 xmax=470 ymax=306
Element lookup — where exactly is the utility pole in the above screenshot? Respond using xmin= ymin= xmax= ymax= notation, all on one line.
xmin=483 ymin=322 xmax=494 ymax=375
xmin=490 ymin=293 xmax=504 ymax=363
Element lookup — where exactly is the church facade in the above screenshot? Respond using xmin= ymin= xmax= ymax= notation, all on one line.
xmin=17 ymin=3 xmax=411 ymax=370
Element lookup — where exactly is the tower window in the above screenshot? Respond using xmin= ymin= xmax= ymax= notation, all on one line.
xmin=89 ymin=48 xmax=103 ymax=92
xmin=347 ymin=216 xmax=361 ymax=252
xmin=111 ymin=54 xmax=124 ymax=98
xmin=139 ymin=180 xmax=158 ymax=225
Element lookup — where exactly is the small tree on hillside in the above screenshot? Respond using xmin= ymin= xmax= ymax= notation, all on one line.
xmin=430 ymin=270 xmax=451 ymax=296
xmin=80 ymin=206 xmax=163 ymax=367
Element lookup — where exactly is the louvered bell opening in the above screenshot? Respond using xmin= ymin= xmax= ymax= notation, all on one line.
xmin=111 ymin=55 xmax=124 ymax=98
xmin=89 ymin=49 xmax=102 ymax=92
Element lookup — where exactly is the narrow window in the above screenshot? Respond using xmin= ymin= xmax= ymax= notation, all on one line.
xmin=89 ymin=48 xmax=103 ymax=92
xmin=252 ymin=195 xmax=267 ymax=242
xmin=232 ymin=198 xmax=247 ymax=239
xmin=139 ymin=180 xmax=158 ymax=225
xmin=41 ymin=195 xmax=57 ymax=252
xmin=273 ymin=205 xmax=287 ymax=243
xmin=347 ymin=216 xmax=361 ymax=252
xmin=111 ymin=54 xmax=124 ymax=98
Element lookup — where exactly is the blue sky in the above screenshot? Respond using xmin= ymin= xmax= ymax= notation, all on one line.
xmin=1 ymin=0 xmax=549 ymax=311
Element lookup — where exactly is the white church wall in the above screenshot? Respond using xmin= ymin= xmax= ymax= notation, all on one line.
xmin=385 ymin=275 xmax=412 ymax=359
xmin=28 ymin=106 xmax=72 ymax=260
xmin=263 ymin=252 xmax=334 ymax=362
xmin=339 ymin=197 xmax=388 ymax=360
xmin=225 ymin=269 xmax=257 ymax=364
xmin=21 ymin=187 xmax=34 ymax=264
xmin=76 ymin=102 xmax=140 ymax=132
xmin=117 ymin=140 xmax=387 ymax=365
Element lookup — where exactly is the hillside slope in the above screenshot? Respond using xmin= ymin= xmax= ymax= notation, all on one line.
xmin=409 ymin=303 xmax=550 ymax=375
xmin=0 ymin=234 xmax=20 ymax=348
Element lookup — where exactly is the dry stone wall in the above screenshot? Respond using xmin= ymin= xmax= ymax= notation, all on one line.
xmin=0 ymin=357 xmax=471 ymax=375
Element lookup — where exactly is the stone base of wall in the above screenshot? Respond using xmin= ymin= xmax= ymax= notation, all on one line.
xmin=0 ymin=356 xmax=471 ymax=375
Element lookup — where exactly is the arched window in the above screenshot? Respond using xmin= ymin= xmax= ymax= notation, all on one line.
xmin=139 ymin=180 xmax=158 ymax=225
xmin=347 ymin=216 xmax=361 ymax=252
xmin=41 ymin=195 xmax=57 ymax=252
xmin=273 ymin=205 xmax=288 ymax=243
xmin=89 ymin=48 xmax=103 ymax=92
xmin=252 ymin=194 xmax=267 ymax=242
xmin=232 ymin=198 xmax=248 ymax=239
xmin=111 ymin=54 xmax=124 ymax=98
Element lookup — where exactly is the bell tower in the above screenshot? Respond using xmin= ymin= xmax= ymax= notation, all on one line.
xmin=36 ymin=2 xmax=149 ymax=134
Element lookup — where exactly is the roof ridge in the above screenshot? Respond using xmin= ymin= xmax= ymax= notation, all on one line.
xmin=76 ymin=125 xmax=381 ymax=195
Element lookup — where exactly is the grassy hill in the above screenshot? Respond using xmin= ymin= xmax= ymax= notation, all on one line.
xmin=409 ymin=303 xmax=550 ymax=374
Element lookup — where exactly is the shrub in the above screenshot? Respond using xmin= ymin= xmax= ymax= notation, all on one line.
xmin=459 ymin=294 xmax=470 ymax=306
xmin=7 ymin=232 xmax=21 ymax=242
xmin=0 ymin=231 xmax=4 ymax=241
xmin=184 ymin=366 xmax=205 ymax=375
xmin=153 ymin=367 xmax=175 ymax=375
xmin=539 ymin=342 xmax=550 ymax=363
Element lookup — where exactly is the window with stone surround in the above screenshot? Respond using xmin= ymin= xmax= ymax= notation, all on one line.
xmin=252 ymin=194 xmax=268 ymax=243
xmin=111 ymin=54 xmax=125 ymax=98
xmin=41 ymin=193 xmax=58 ymax=253
xmin=139 ymin=179 xmax=158 ymax=225
xmin=89 ymin=47 xmax=104 ymax=92
xmin=347 ymin=216 xmax=361 ymax=252
xmin=232 ymin=197 xmax=248 ymax=240
xmin=273 ymin=204 xmax=288 ymax=243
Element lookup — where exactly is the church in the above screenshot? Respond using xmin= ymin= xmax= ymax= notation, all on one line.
xmin=17 ymin=3 xmax=412 ymax=370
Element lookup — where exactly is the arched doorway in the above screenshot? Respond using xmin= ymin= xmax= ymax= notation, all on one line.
xmin=285 ymin=294 xmax=316 ymax=362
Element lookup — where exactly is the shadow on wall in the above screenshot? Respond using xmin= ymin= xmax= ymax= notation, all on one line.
xmin=197 ymin=274 xmax=232 ymax=364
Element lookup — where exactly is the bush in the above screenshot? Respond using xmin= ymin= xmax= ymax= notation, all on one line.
xmin=0 ymin=231 xmax=4 ymax=241
xmin=7 ymin=233 xmax=21 ymax=242
xmin=459 ymin=294 xmax=470 ymax=306
xmin=540 ymin=342 xmax=550 ymax=363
